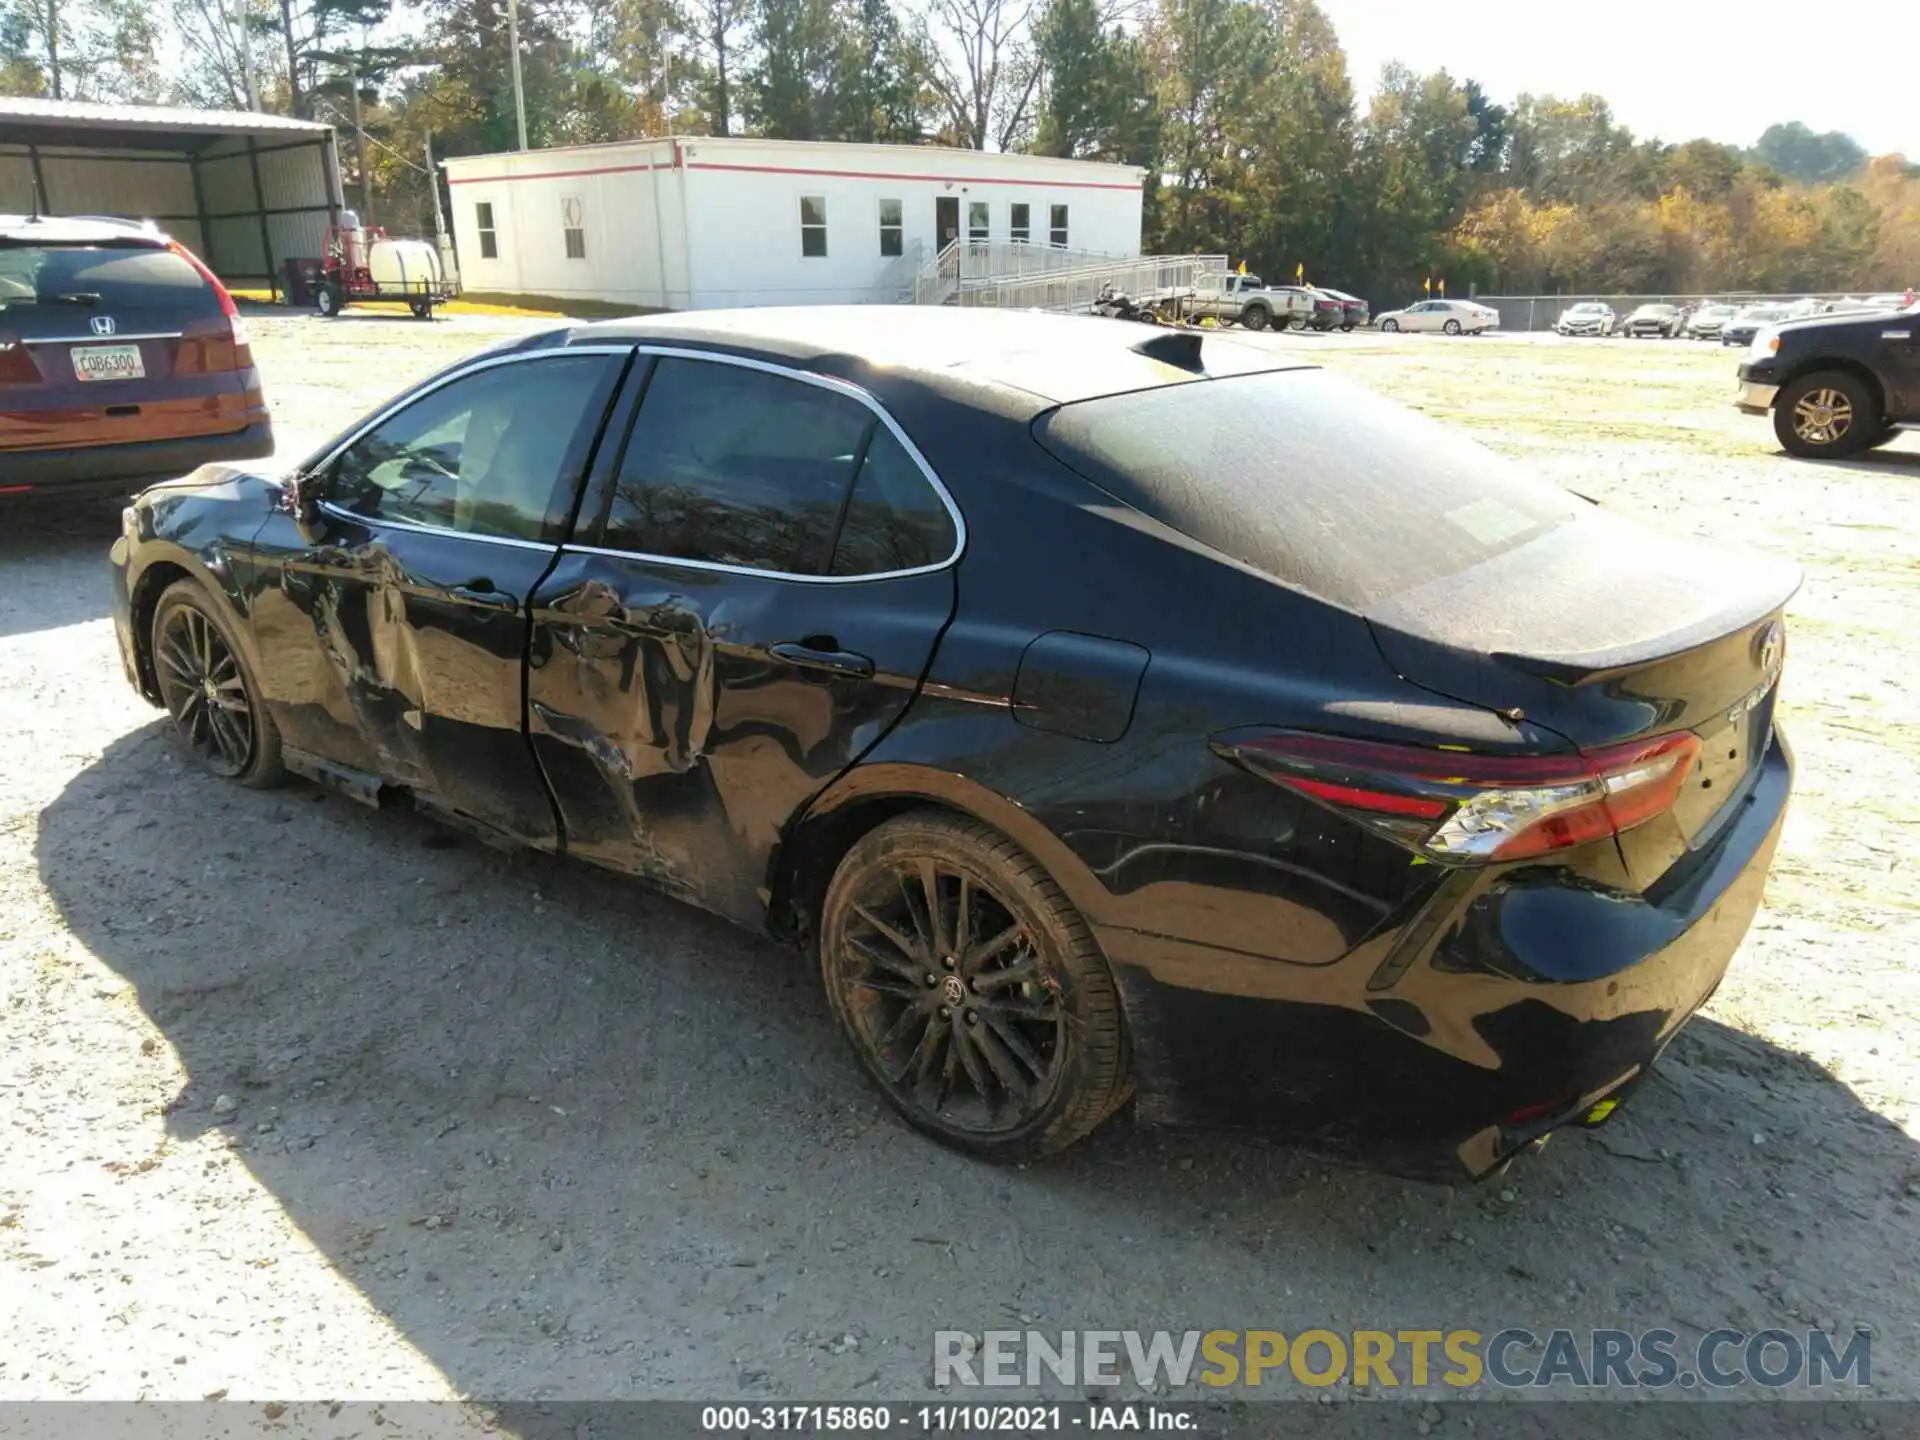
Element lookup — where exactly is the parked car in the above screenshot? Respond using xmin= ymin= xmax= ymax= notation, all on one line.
xmin=1721 ymin=305 xmax=1794 ymax=348
xmin=1281 ymin=287 xmax=1347 ymax=331
xmin=1553 ymin=302 xmax=1615 ymax=336
xmin=1187 ymin=272 xmax=1313 ymax=332
xmin=1311 ymin=287 xmax=1370 ymax=331
xmin=1735 ymin=298 xmax=1920 ymax=457
xmin=1622 ymin=303 xmax=1685 ymax=338
xmin=0 ymin=214 xmax=271 ymax=502
xmin=1686 ymin=302 xmax=1740 ymax=340
xmin=1375 ymin=299 xmax=1498 ymax=335
xmin=109 ymin=308 xmax=1796 ymax=1181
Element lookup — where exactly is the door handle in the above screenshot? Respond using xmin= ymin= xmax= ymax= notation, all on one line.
xmin=451 ymin=580 xmax=517 ymax=611
xmin=769 ymin=640 xmax=874 ymax=679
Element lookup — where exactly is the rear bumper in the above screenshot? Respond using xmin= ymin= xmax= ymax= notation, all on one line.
xmin=0 ymin=422 xmax=274 ymax=499
xmin=1096 ymin=730 xmax=1793 ymax=1182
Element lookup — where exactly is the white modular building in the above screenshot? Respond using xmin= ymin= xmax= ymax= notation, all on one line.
xmin=440 ymin=136 xmax=1146 ymax=311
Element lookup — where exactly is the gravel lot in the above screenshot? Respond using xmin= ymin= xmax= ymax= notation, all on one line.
xmin=3 ymin=312 xmax=1918 ymax=1409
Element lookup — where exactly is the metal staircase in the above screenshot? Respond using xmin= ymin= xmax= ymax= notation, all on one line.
xmin=898 ymin=239 xmax=1229 ymax=314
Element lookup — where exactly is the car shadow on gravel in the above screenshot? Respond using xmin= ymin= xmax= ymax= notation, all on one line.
xmin=36 ymin=723 xmax=1920 ymax=1398
xmin=0 ymin=497 xmax=123 ymax=638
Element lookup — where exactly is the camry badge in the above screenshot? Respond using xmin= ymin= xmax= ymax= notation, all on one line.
xmin=1756 ymin=620 xmax=1783 ymax=678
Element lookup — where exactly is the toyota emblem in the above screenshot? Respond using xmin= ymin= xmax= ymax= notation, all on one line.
xmin=1756 ymin=620 xmax=1783 ymax=677
xmin=90 ymin=315 xmax=117 ymax=336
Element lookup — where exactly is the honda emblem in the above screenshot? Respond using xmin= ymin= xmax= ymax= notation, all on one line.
xmin=90 ymin=315 xmax=117 ymax=337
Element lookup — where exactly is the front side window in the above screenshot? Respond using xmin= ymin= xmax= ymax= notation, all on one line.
xmin=562 ymin=196 xmax=585 ymax=259
xmin=324 ymin=354 xmax=618 ymax=542
xmin=475 ymin=201 xmax=498 ymax=260
xmin=1049 ymin=204 xmax=1069 ymax=247
xmin=800 ymin=195 xmax=828 ymax=258
xmin=599 ymin=357 xmax=954 ymax=577
xmin=1010 ymin=202 xmax=1030 ymax=243
xmin=968 ymin=201 xmax=989 ymax=243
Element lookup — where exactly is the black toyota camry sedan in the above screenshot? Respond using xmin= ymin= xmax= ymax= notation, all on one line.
xmin=109 ymin=308 xmax=1797 ymax=1180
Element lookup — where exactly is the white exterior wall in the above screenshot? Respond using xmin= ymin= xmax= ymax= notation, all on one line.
xmin=446 ymin=140 xmax=689 ymax=309
xmin=443 ymin=137 xmax=1144 ymax=311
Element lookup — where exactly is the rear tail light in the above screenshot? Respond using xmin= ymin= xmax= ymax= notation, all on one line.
xmin=0 ymin=331 xmax=40 ymax=384
xmin=167 ymin=241 xmax=252 ymax=366
xmin=1215 ymin=728 xmax=1702 ymax=864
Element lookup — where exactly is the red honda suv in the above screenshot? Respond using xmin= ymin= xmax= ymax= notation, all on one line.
xmin=1 ymin=215 xmax=272 ymax=501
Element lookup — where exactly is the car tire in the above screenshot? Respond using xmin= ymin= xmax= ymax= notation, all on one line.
xmin=151 ymin=580 xmax=285 ymax=788
xmin=1381 ymin=318 xmax=1399 ymax=332
xmin=1774 ymin=371 xmax=1878 ymax=459
xmin=1443 ymin=319 xmax=1462 ymax=335
xmin=315 ymin=281 xmax=342 ymax=317
xmin=819 ymin=809 xmax=1131 ymax=1162
xmin=1241 ymin=306 xmax=1270 ymax=332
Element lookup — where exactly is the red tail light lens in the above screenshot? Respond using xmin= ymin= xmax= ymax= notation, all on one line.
xmin=1216 ymin=729 xmax=1702 ymax=864
xmin=167 ymin=241 xmax=251 ymax=365
xmin=0 ymin=331 xmax=39 ymax=384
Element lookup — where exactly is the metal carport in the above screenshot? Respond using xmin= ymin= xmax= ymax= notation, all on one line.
xmin=0 ymin=97 xmax=343 ymax=294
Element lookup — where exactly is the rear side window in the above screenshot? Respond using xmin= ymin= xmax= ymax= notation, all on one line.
xmin=0 ymin=245 xmax=217 ymax=316
xmin=599 ymin=357 xmax=955 ymax=577
xmin=1032 ymin=368 xmax=1580 ymax=611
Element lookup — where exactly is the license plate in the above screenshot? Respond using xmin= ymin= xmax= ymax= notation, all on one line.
xmin=72 ymin=344 xmax=145 ymax=382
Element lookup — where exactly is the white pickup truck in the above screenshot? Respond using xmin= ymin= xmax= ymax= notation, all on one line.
xmin=1187 ymin=273 xmax=1314 ymax=331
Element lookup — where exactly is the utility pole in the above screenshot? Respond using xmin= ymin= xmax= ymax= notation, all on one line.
xmin=240 ymin=4 xmax=258 ymax=111
xmin=505 ymin=0 xmax=529 ymax=151
xmin=349 ymin=40 xmax=372 ymax=220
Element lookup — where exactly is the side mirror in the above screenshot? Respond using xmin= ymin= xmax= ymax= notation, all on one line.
xmin=282 ymin=467 xmax=328 ymax=544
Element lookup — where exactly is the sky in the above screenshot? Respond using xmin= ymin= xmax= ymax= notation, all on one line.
xmin=1316 ymin=0 xmax=1918 ymax=159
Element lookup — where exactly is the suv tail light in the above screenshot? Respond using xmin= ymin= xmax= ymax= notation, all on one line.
xmin=1214 ymin=728 xmax=1702 ymax=864
xmin=0 ymin=331 xmax=40 ymax=384
xmin=167 ymin=241 xmax=252 ymax=367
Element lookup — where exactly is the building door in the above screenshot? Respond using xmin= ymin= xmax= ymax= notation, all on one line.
xmin=936 ymin=196 xmax=960 ymax=252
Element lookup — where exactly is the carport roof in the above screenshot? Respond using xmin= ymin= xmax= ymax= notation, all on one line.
xmin=0 ymin=97 xmax=332 ymax=152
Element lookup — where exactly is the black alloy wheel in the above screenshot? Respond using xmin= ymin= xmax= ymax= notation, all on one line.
xmin=820 ymin=812 xmax=1129 ymax=1161
xmin=1242 ymin=305 xmax=1270 ymax=332
xmin=151 ymin=582 xmax=284 ymax=787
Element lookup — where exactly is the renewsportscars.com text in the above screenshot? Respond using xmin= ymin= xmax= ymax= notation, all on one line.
xmin=933 ymin=1327 xmax=1871 ymax=1391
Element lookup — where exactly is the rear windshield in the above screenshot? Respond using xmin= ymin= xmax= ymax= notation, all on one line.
xmin=1032 ymin=368 xmax=1582 ymax=611
xmin=0 ymin=244 xmax=216 ymax=316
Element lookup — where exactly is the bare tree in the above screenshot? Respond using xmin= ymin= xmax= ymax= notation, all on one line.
xmin=915 ymin=0 xmax=1040 ymax=151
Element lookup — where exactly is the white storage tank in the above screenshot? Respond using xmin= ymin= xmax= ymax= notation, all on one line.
xmin=368 ymin=237 xmax=443 ymax=292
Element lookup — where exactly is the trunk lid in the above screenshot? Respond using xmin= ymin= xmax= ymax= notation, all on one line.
xmin=1366 ymin=507 xmax=1799 ymax=847
xmin=1 ymin=239 xmax=249 ymax=453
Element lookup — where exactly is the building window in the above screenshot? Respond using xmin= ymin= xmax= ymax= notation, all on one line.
xmin=878 ymin=198 xmax=903 ymax=257
xmin=1049 ymin=204 xmax=1069 ymax=248
xmin=800 ymin=195 xmax=827 ymax=258
xmin=475 ymin=201 xmax=499 ymax=260
xmin=968 ymin=201 xmax=989 ymax=243
xmin=562 ymin=196 xmax=585 ymax=259
xmin=1010 ymin=202 xmax=1030 ymax=244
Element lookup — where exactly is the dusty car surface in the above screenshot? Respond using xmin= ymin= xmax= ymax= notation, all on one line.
xmin=108 ymin=307 xmax=1797 ymax=1181
xmin=0 ymin=215 xmax=271 ymax=501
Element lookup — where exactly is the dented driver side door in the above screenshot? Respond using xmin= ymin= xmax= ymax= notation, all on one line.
xmin=247 ymin=346 xmax=629 ymax=844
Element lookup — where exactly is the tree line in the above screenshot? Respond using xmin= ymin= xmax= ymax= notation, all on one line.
xmin=4 ymin=0 xmax=1916 ymax=302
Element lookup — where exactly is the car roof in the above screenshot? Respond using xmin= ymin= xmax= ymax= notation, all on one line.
xmin=568 ymin=306 xmax=1315 ymax=409
xmin=0 ymin=214 xmax=168 ymax=246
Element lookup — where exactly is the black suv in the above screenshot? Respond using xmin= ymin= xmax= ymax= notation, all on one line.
xmin=1735 ymin=301 xmax=1920 ymax=458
